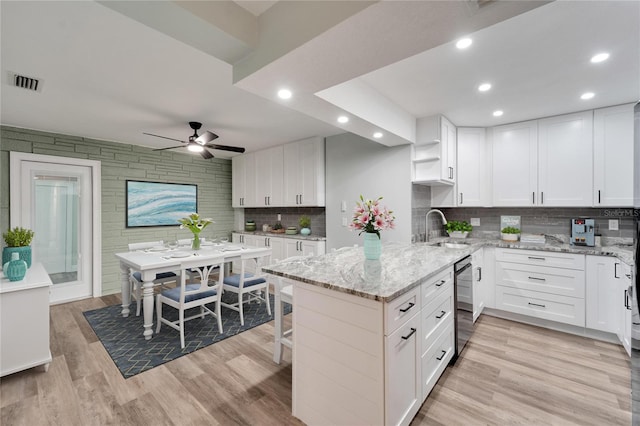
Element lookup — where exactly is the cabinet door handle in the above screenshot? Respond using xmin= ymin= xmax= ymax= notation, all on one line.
xmin=598 ymin=190 xmax=601 ymax=204
xmin=627 ymin=286 xmax=633 ymax=311
xmin=528 ymin=276 xmax=546 ymax=281
xmin=541 ymin=192 xmax=544 ymax=204
xmin=435 ymin=310 xmax=446 ymax=319
xmin=614 ymin=263 xmax=620 ymax=279
xmin=528 ymin=302 xmax=546 ymax=308
xmin=436 ymin=350 xmax=447 ymax=361
xmin=627 ymin=274 xmax=632 ymax=279
xmin=299 ymin=194 xmax=303 ymax=204
xmin=478 ymin=267 xmax=482 ymax=282
xmin=532 ymin=192 xmax=535 ymax=204
xmin=399 ymin=302 xmax=415 ymax=313
xmin=459 ymin=193 xmax=463 ymax=205
xmin=625 ymin=289 xmax=630 ymax=309
xmin=401 ymin=327 xmax=417 ymax=340
xmin=528 ymin=256 xmax=546 ymax=261
xmin=435 ymin=279 xmax=446 ymax=287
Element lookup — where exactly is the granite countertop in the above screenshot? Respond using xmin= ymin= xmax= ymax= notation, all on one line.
xmin=263 ymin=242 xmax=477 ymax=302
xmin=262 ymin=237 xmax=634 ymax=304
xmin=234 ymin=230 xmax=326 ymax=241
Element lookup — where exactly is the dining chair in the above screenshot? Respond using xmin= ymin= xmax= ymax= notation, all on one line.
xmin=221 ymin=250 xmax=272 ymax=326
xmin=128 ymin=241 xmax=178 ymax=316
xmin=177 ymin=238 xmax=216 ymax=280
xmin=155 ymin=255 xmax=225 ymax=349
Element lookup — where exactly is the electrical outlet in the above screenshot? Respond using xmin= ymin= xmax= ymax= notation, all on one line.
xmin=341 ymin=201 xmax=347 ymax=212
xmin=342 ymin=217 xmax=348 ymax=227
xmin=470 ymin=218 xmax=480 ymax=226
xmin=608 ymin=219 xmax=619 ymax=230
xmin=277 ymin=213 xmax=281 ymax=221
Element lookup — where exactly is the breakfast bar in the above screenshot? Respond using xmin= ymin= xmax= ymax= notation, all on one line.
xmin=263 ymin=242 xmax=475 ymax=426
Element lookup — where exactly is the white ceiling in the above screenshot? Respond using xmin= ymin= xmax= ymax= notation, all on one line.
xmin=1 ymin=1 xmax=638 ymax=158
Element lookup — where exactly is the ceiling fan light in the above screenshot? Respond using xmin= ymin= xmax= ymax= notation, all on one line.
xmin=188 ymin=143 xmax=204 ymax=152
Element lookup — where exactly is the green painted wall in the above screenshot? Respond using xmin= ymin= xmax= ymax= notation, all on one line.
xmin=0 ymin=126 xmax=233 ymax=295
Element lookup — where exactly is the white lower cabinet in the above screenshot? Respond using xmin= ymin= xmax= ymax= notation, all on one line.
xmin=619 ymin=262 xmax=633 ymax=356
xmin=494 ymin=249 xmax=585 ymax=327
xmin=586 ymin=255 xmax=620 ymax=333
xmin=292 ymin=267 xmax=454 ymax=426
xmin=233 ymin=233 xmax=325 ymax=266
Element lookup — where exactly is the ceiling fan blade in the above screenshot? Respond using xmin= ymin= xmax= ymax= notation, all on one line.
xmin=143 ymin=132 xmax=186 ymax=143
xmin=199 ymin=148 xmax=214 ymax=159
xmin=203 ymin=143 xmax=246 ymax=153
xmin=195 ymin=131 xmax=219 ymax=145
xmin=153 ymin=145 xmax=185 ymax=151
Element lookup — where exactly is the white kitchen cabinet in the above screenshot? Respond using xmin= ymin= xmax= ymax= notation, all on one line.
xmin=472 ymin=248 xmax=485 ymax=322
xmin=413 ymin=115 xmax=456 ymax=185
xmin=492 ymin=120 xmax=538 ymax=206
xmin=538 ymin=111 xmax=593 ymax=206
xmin=255 ymin=145 xmax=284 ymax=207
xmin=284 ymin=238 xmax=326 ymax=258
xmin=593 ymin=103 xmax=635 ymax=207
xmin=255 ymin=235 xmax=285 ymax=263
xmin=619 ymin=261 xmax=632 ymax=356
xmin=283 ymin=137 xmax=325 ymax=207
xmin=457 ymin=128 xmax=490 ymax=207
xmin=231 ymin=152 xmax=256 ymax=208
xmin=585 ymin=255 xmax=620 ymax=333
xmin=1 ymin=263 xmax=52 ymax=377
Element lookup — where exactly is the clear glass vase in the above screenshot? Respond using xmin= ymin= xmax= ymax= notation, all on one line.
xmin=192 ymin=235 xmax=201 ymax=250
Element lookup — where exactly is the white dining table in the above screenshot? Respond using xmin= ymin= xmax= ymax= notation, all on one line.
xmin=115 ymin=243 xmax=272 ymax=340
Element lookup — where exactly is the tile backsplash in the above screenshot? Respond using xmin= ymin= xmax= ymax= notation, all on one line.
xmin=438 ymin=207 xmax=637 ymax=243
xmin=243 ymin=207 xmax=326 ymax=236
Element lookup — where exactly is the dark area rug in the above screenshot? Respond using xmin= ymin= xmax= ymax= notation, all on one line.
xmin=83 ymin=292 xmax=290 ymax=378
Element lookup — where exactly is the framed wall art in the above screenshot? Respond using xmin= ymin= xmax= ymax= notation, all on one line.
xmin=126 ymin=180 xmax=197 ymax=228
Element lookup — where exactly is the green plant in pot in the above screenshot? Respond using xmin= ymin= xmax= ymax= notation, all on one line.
xmin=299 ymin=215 xmax=311 ymax=236
xmin=501 ymin=226 xmax=521 ymax=242
xmin=2 ymin=227 xmax=35 ymax=268
xmin=445 ymin=221 xmax=472 ymax=238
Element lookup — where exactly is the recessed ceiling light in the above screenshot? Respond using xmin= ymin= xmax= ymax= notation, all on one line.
xmin=478 ymin=83 xmax=492 ymax=92
xmin=456 ymin=38 xmax=472 ymax=49
xmin=581 ymin=92 xmax=595 ymax=100
xmin=373 ymin=132 xmax=383 ymax=139
xmin=492 ymin=110 xmax=504 ymax=117
xmin=590 ymin=53 xmax=610 ymax=63
xmin=188 ymin=144 xmax=204 ymax=152
xmin=337 ymin=116 xmax=349 ymax=124
xmin=277 ymin=89 xmax=292 ymax=99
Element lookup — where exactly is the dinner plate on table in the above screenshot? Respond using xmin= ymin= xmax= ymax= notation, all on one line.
xmin=170 ymin=252 xmax=191 ymax=258
xmin=221 ymin=247 xmax=241 ymax=252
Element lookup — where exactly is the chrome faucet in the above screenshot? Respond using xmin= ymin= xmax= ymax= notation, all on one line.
xmin=426 ymin=209 xmax=447 ymax=242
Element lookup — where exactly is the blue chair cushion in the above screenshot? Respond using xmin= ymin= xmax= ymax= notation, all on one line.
xmin=223 ymin=273 xmax=267 ymax=288
xmin=161 ymin=284 xmax=217 ymax=303
xmin=132 ymin=271 xmax=177 ymax=283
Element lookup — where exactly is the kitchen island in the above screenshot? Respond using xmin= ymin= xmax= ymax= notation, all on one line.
xmin=263 ymin=242 xmax=474 ymax=426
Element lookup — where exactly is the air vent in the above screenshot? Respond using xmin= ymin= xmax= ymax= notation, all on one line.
xmin=12 ymin=73 xmax=41 ymax=92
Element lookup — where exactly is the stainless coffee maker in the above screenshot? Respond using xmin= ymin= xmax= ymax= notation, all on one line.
xmin=570 ymin=218 xmax=595 ymax=246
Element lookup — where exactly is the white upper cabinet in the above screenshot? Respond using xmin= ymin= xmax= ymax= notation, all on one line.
xmin=255 ymin=145 xmax=284 ymax=207
xmin=283 ymin=137 xmax=325 ymax=207
xmin=413 ymin=115 xmax=457 ymax=185
xmin=232 ymin=152 xmax=256 ymax=208
xmin=456 ymin=128 xmax=490 ymax=207
xmin=492 ymin=120 xmax=538 ymax=206
xmin=593 ymin=103 xmax=634 ymax=207
xmin=538 ymin=111 xmax=593 ymax=206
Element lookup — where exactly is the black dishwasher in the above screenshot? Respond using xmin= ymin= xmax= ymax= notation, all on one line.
xmin=452 ymin=255 xmax=473 ymax=363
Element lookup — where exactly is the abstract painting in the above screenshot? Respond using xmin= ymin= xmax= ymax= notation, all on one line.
xmin=126 ymin=180 xmax=197 ymax=228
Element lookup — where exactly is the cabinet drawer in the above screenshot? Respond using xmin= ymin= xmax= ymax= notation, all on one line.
xmin=421 ymin=267 xmax=453 ymax=308
xmin=421 ymin=323 xmax=454 ymax=401
xmin=495 ymin=248 xmax=585 ymax=270
xmin=496 ymin=262 xmax=585 ymax=298
xmin=385 ymin=286 xmax=420 ymax=335
xmin=495 ymin=286 xmax=585 ymax=327
xmin=422 ymin=281 xmax=453 ymax=354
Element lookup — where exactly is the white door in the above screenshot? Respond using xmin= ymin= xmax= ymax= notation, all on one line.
xmin=457 ymin=127 xmax=488 ymax=206
xmin=14 ymin=159 xmax=93 ymax=304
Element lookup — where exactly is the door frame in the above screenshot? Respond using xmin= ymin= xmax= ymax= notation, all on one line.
xmin=9 ymin=152 xmax=102 ymax=298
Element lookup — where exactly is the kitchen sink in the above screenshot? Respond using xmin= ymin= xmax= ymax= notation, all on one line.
xmin=432 ymin=241 xmax=470 ymax=249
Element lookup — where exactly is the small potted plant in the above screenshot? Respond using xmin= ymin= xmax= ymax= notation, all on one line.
xmin=445 ymin=221 xmax=472 ymax=239
xmin=299 ymin=215 xmax=311 ymax=236
xmin=2 ymin=226 xmax=35 ymax=268
xmin=501 ymin=226 xmax=521 ymax=242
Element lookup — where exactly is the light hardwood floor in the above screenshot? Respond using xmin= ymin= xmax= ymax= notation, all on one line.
xmin=0 ymin=295 xmax=631 ymax=425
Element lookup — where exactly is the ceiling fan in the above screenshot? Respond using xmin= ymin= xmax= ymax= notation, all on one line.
xmin=145 ymin=121 xmax=245 ymax=159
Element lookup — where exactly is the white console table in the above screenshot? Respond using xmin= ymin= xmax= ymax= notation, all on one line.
xmin=1 ymin=262 xmax=52 ymax=377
